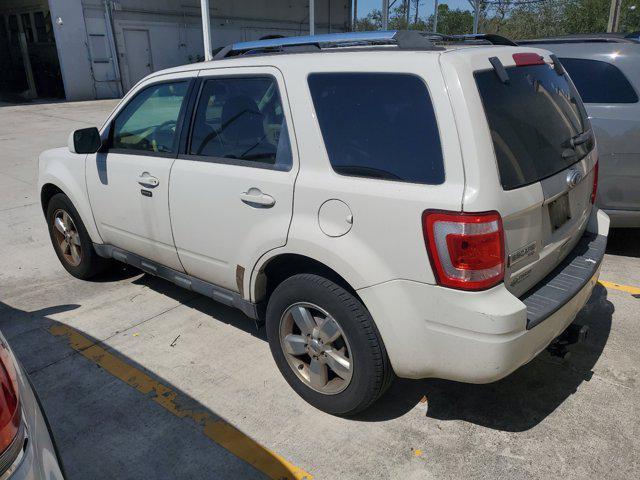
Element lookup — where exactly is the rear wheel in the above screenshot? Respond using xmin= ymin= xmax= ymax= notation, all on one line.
xmin=266 ymin=273 xmax=394 ymax=415
xmin=46 ymin=193 xmax=108 ymax=279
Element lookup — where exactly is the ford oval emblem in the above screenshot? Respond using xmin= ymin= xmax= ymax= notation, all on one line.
xmin=566 ymin=169 xmax=583 ymax=188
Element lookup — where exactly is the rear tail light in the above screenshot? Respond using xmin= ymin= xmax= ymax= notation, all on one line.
xmin=0 ymin=340 xmax=20 ymax=460
xmin=590 ymin=161 xmax=599 ymax=204
xmin=423 ymin=211 xmax=505 ymax=291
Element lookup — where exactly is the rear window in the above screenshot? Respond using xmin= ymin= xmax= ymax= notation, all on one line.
xmin=308 ymin=73 xmax=444 ymax=185
xmin=475 ymin=64 xmax=593 ymax=190
xmin=558 ymin=58 xmax=638 ymax=104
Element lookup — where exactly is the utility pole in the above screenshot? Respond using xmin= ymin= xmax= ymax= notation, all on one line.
xmin=472 ymin=0 xmax=480 ymax=34
xmin=200 ymin=0 xmax=213 ymax=61
xmin=406 ymin=0 xmax=411 ymax=28
xmin=382 ymin=0 xmax=389 ymax=30
xmin=353 ymin=0 xmax=358 ymax=31
xmin=310 ymin=0 xmax=315 ymax=35
xmin=608 ymin=0 xmax=622 ymax=32
xmin=433 ymin=0 xmax=439 ymax=32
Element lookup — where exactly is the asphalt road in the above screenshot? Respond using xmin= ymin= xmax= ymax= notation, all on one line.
xmin=1 ymin=99 xmax=639 ymax=479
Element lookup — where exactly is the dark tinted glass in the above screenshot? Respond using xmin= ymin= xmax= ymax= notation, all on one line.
xmin=308 ymin=73 xmax=444 ymax=184
xmin=112 ymin=82 xmax=187 ymax=154
xmin=475 ymin=64 xmax=593 ymax=190
xmin=190 ymin=77 xmax=292 ymax=170
xmin=559 ymin=57 xmax=638 ymax=104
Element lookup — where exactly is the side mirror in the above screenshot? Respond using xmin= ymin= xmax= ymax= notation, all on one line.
xmin=68 ymin=127 xmax=102 ymax=154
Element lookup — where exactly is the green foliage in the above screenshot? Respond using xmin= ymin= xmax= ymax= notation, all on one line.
xmin=355 ymin=0 xmax=640 ymax=39
xmin=428 ymin=4 xmax=474 ymax=35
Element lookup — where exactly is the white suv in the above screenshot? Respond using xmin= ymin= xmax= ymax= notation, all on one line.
xmin=38 ymin=31 xmax=609 ymax=415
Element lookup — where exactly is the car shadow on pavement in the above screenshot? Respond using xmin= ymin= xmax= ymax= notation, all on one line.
xmin=131 ymin=273 xmax=268 ymax=341
xmin=606 ymin=228 xmax=640 ymax=257
xmin=0 ymin=300 xmax=297 ymax=480
xmin=132 ymin=272 xmax=614 ymax=432
xmin=355 ymin=284 xmax=614 ymax=432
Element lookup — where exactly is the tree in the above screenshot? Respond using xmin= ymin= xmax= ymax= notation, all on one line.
xmin=427 ymin=3 xmax=474 ymax=34
xmin=355 ymin=1 xmax=427 ymax=31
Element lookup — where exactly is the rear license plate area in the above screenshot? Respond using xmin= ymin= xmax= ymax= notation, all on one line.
xmin=549 ymin=193 xmax=571 ymax=230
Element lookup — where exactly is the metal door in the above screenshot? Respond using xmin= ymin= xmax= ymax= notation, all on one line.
xmin=123 ymin=28 xmax=153 ymax=90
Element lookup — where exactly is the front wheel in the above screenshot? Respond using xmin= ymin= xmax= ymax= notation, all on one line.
xmin=266 ymin=273 xmax=394 ymax=415
xmin=46 ymin=193 xmax=109 ymax=279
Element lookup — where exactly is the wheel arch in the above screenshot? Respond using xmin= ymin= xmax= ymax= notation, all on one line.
xmin=251 ymin=252 xmax=362 ymax=306
xmin=39 ymin=179 xmax=103 ymax=244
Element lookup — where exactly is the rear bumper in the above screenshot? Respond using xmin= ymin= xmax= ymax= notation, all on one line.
xmin=357 ymin=209 xmax=609 ymax=382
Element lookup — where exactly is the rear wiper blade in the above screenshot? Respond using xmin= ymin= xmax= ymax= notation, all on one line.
xmin=563 ymin=129 xmax=593 ymax=149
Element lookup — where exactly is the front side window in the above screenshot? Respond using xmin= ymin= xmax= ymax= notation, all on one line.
xmin=189 ymin=76 xmax=292 ymax=170
xmin=112 ymin=81 xmax=188 ymax=154
xmin=307 ymin=73 xmax=445 ymax=184
xmin=559 ymin=57 xmax=638 ymax=104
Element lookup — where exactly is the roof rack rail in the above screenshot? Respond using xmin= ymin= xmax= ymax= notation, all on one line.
xmin=427 ymin=33 xmax=518 ymax=46
xmin=518 ymin=34 xmax=640 ymax=45
xmin=213 ymin=30 xmax=444 ymax=59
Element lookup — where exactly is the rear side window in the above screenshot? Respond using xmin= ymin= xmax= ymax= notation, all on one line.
xmin=475 ymin=64 xmax=593 ymax=190
xmin=308 ymin=73 xmax=444 ymax=184
xmin=189 ymin=76 xmax=292 ymax=170
xmin=558 ymin=58 xmax=638 ymax=104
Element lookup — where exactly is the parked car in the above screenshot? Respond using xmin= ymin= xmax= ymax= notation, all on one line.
xmin=0 ymin=329 xmax=64 ymax=478
xmin=520 ymin=35 xmax=640 ymax=227
xmin=38 ymin=31 xmax=609 ymax=415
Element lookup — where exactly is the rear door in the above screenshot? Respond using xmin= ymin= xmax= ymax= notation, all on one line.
xmin=169 ymin=67 xmax=297 ymax=294
xmin=442 ymin=49 xmax=597 ymax=296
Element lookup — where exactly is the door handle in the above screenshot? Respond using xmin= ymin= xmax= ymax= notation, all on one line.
xmin=138 ymin=172 xmax=159 ymax=188
xmin=240 ymin=188 xmax=275 ymax=208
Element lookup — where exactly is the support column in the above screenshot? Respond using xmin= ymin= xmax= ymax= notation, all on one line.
xmin=310 ymin=0 xmax=315 ymax=35
xmin=200 ymin=0 xmax=213 ymax=61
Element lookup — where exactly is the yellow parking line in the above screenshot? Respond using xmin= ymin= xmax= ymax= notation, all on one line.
xmin=48 ymin=324 xmax=312 ymax=480
xmin=598 ymin=280 xmax=640 ymax=296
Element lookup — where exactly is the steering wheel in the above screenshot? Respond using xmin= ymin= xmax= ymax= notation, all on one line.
xmin=150 ymin=120 xmax=177 ymax=152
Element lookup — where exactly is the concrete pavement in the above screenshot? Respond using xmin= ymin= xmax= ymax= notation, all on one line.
xmin=0 ymin=99 xmax=639 ymax=479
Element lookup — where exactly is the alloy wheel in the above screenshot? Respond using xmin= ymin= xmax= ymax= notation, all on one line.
xmin=52 ymin=209 xmax=82 ymax=267
xmin=279 ymin=302 xmax=353 ymax=395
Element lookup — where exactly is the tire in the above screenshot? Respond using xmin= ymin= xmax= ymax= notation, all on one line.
xmin=46 ymin=193 xmax=109 ymax=279
xmin=266 ymin=273 xmax=394 ymax=415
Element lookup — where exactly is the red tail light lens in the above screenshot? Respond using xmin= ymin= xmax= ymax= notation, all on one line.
xmin=590 ymin=161 xmax=599 ymax=204
xmin=423 ymin=211 xmax=505 ymax=291
xmin=0 ymin=340 xmax=20 ymax=456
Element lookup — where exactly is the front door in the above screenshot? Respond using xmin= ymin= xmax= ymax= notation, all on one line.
xmin=123 ymin=28 xmax=152 ymax=89
xmin=169 ymin=68 xmax=298 ymax=294
xmin=86 ymin=78 xmax=191 ymax=271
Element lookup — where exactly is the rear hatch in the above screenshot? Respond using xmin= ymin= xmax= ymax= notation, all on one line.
xmin=448 ymin=48 xmax=598 ymax=297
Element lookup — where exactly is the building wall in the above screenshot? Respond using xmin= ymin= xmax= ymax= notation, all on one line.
xmin=48 ymin=0 xmax=96 ymax=100
xmin=50 ymin=0 xmax=351 ymax=100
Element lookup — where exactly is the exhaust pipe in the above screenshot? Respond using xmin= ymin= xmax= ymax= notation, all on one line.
xmin=547 ymin=323 xmax=590 ymax=359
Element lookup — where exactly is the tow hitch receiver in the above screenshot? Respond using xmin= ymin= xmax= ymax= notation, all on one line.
xmin=547 ymin=323 xmax=590 ymax=359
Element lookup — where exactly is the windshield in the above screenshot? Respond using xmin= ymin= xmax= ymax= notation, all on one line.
xmin=475 ymin=63 xmax=593 ymax=190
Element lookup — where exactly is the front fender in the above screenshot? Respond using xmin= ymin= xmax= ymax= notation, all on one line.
xmin=38 ymin=147 xmax=103 ymax=244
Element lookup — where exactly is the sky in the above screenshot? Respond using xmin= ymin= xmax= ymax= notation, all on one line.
xmin=356 ymin=0 xmax=473 ymax=20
